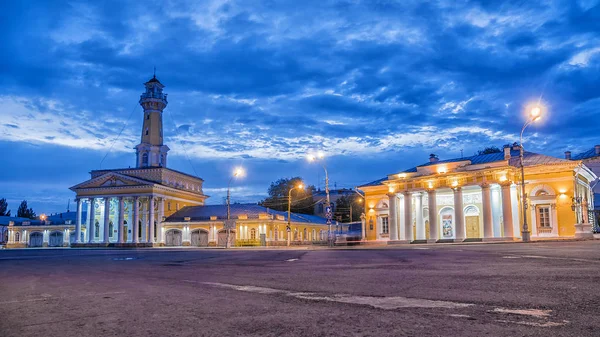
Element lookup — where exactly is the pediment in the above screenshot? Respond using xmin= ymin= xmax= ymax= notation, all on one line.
xmin=70 ymin=172 xmax=154 ymax=191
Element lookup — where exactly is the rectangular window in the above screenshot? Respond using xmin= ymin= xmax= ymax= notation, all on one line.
xmin=381 ymin=217 xmax=389 ymax=234
xmin=538 ymin=206 xmax=551 ymax=228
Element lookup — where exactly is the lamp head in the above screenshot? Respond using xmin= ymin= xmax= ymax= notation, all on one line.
xmin=233 ymin=167 xmax=245 ymax=177
xmin=298 ymin=184 xmax=304 ymax=189
xmin=307 ymin=154 xmax=316 ymax=162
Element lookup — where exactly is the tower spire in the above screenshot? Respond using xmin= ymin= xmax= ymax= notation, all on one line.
xmin=134 ymin=74 xmax=169 ymax=168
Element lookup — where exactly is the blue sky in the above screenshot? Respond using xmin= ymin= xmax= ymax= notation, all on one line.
xmin=1 ymin=0 xmax=599 ymax=215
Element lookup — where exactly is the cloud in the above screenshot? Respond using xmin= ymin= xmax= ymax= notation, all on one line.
xmin=1 ymin=0 xmax=599 ymax=212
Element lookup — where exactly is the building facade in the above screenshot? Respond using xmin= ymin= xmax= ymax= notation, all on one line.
xmin=566 ymin=145 xmax=600 ymax=232
xmin=359 ymin=144 xmax=596 ymax=243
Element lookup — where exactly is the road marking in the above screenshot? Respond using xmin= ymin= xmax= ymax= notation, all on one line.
xmin=492 ymin=308 xmax=551 ymax=318
xmin=496 ymin=319 xmax=569 ymax=327
xmin=414 ymin=248 xmax=430 ymax=250
xmin=0 ymin=291 xmax=126 ymax=305
xmin=202 ymin=282 xmax=473 ymax=309
xmin=285 ymin=258 xmax=299 ymax=262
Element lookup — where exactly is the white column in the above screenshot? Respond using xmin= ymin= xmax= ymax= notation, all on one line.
xmin=491 ymin=186 xmax=502 ymax=237
xmin=403 ymin=192 xmax=413 ymax=241
xmin=387 ymin=192 xmax=398 ymax=241
xmin=141 ymin=199 xmax=147 ymax=242
xmin=63 ymin=229 xmax=69 ymax=245
xmin=104 ymin=198 xmax=111 ymax=243
xmin=501 ymin=183 xmax=514 ymax=238
xmin=360 ymin=213 xmax=366 ymax=241
xmin=530 ymin=205 xmax=538 ymax=237
xmin=481 ymin=184 xmax=494 ymax=239
xmin=87 ymin=198 xmax=96 ymax=243
xmin=133 ymin=196 xmax=140 ymax=244
xmin=415 ymin=193 xmax=425 ymax=240
xmin=158 ymin=197 xmax=165 ymax=244
xmin=453 ymin=187 xmax=465 ymax=241
xmin=75 ymin=198 xmax=82 ymax=244
xmin=427 ymin=189 xmax=438 ymax=242
xmin=118 ymin=197 xmax=125 ymax=244
xmin=148 ymin=196 xmax=155 ymax=244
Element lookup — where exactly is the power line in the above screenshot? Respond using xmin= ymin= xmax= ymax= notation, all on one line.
xmin=99 ymin=101 xmax=139 ymax=168
xmin=164 ymin=107 xmax=201 ymax=178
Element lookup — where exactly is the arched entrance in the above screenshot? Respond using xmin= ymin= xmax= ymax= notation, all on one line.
xmin=217 ymin=229 xmax=235 ymax=247
xmin=29 ymin=232 xmax=43 ymax=247
xmin=191 ymin=229 xmax=209 ymax=247
xmin=439 ymin=207 xmax=454 ymax=239
xmin=464 ymin=205 xmax=481 ymax=239
xmin=165 ymin=229 xmax=183 ymax=246
xmin=49 ymin=231 xmax=63 ymax=247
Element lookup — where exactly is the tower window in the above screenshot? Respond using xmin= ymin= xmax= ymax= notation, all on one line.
xmin=142 ymin=153 xmax=149 ymax=166
xmin=145 ymin=128 xmax=149 ymax=135
xmin=146 ymin=114 xmax=150 ymax=120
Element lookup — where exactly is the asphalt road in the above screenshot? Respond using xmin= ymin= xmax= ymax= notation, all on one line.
xmin=1 ymin=241 xmax=600 ymax=337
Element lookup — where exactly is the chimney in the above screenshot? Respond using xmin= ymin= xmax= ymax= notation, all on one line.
xmin=429 ymin=153 xmax=439 ymax=163
xmin=565 ymin=151 xmax=571 ymax=160
xmin=595 ymin=145 xmax=600 ymax=155
xmin=503 ymin=145 xmax=511 ymax=160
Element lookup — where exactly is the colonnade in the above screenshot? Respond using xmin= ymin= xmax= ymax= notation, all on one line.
xmin=74 ymin=195 xmax=165 ymax=245
xmin=384 ymin=182 xmax=517 ymax=242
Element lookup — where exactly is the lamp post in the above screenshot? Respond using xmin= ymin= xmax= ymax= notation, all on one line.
xmin=226 ymin=167 xmax=244 ymax=249
xmin=287 ymin=183 xmax=304 ymax=247
xmin=519 ymin=106 xmax=542 ymax=243
xmin=308 ymin=152 xmax=332 ymax=247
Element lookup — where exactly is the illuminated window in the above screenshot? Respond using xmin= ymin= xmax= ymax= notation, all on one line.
xmin=538 ymin=206 xmax=551 ymax=228
xmin=381 ymin=217 xmax=389 ymax=234
xmin=250 ymin=228 xmax=256 ymax=240
xmin=303 ymin=228 xmax=307 ymax=241
xmin=15 ymin=232 xmax=20 ymax=242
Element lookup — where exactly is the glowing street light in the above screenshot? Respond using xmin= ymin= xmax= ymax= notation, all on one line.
xmin=520 ymin=105 xmax=543 ymax=243
xmin=287 ymin=183 xmax=304 ymax=247
xmin=226 ymin=167 xmax=245 ymax=248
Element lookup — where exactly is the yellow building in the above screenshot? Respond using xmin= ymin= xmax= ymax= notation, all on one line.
xmin=359 ymin=144 xmax=596 ymax=243
xmin=67 ymin=75 xmax=328 ymax=247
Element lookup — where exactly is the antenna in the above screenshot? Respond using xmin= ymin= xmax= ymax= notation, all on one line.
xmin=460 ymin=149 xmax=463 ymax=158
xmin=67 ymin=199 xmax=70 ymax=212
xmin=153 ymin=66 xmax=156 ymax=78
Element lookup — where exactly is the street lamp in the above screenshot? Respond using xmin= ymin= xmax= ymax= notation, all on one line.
xmin=226 ymin=167 xmax=245 ymax=248
xmin=308 ymin=152 xmax=332 ymax=246
xmin=287 ymin=183 xmax=304 ymax=246
xmin=520 ymin=105 xmax=542 ymax=242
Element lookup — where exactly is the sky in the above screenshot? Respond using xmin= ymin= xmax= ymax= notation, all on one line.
xmin=1 ymin=0 xmax=599 ymax=215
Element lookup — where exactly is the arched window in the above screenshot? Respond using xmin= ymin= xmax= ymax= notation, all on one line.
xmin=312 ymin=229 xmax=316 ymax=241
xmin=274 ymin=229 xmax=279 ymax=241
xmin=142 ymin=153 xmax=149 ymax=166
xmin=250 ymin=228 xmax=257 ymax=240
xmin=15 ymin=232 xmax=20 ymax=242
xmin=303 ymin=228 xmax=307 ymax=241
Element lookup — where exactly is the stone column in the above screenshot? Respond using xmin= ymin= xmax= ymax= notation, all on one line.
xmin=500 ymin=182 xmax=514 ymax=238
xmin=453 ymin=187 xmax=465 ymax=241
xmin=75 ymin=198 xmax=82 ymax=244
xmin=403 ymin=192 xmax=413 ymax=242
xmin=87 ymin=198 xmax=96 ymax=243
xmin=141 ymin=199 xmax=147 ymax=243
xmin=148 ymin=196 xmax=155 ymax=244
xmin=415 ymin=193 xmax=425 ymax=240
xmin=481 ymin=184 xmax=494 ymax=239
xmin=427 ymin=189 xmax=438 ymax=243
xmin=387 ymin=192 xmax=398 ymax=241
xmin=360 ymin=213 xmax=366 ymax=241
xmin=118 ymin=197 xmax=125 ymax=244
xmin=158 ymin=197 xmax=165 ymax=244
xmin=133 ymin=196 xmax=139 ymax=244
xmin=103 ymin=198 xmax=111 ymax=243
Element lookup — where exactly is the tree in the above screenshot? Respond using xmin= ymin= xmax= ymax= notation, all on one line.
xmin=259 ymin=177 xmax=315 ymax=214
xmin=16 ymin=200 xmax=36 ymax=219
xmin=0 ymin=198 xmax=10 ymax=216
xmin=334 ymin=194 xmax=363 ymax=223
xmin=477 ymin=146 xmax=502 ymax=155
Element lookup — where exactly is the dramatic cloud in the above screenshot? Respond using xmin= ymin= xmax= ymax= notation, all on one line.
xmin=1 ymin=0 xmax=599 ymax=213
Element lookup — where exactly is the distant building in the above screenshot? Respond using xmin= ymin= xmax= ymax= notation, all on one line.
xmin=313 ymin=188 xmax=357 ymax=217
xmin=565 ymin=145 xmax=600 ymax=231
xmin=359 ymin=144 xmax=596 ymax=243
xmin=3 ymin=212 xmax=77 ymax=247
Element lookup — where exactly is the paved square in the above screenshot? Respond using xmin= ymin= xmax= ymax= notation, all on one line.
xmin=1 ymin=241 xmax=599 ymax=336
